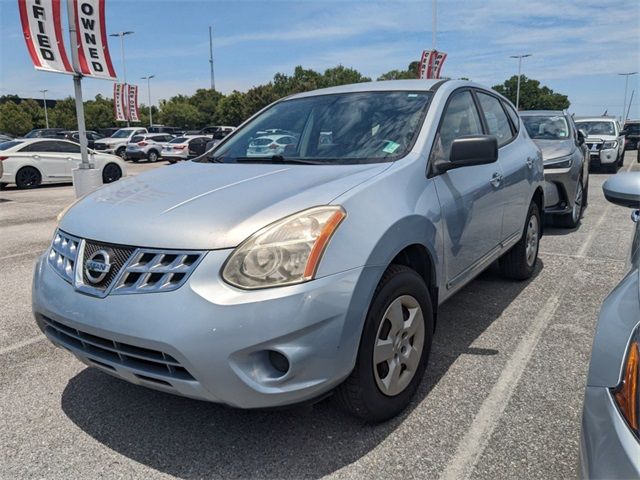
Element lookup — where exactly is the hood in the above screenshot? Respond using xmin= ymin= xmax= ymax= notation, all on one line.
xmin=95 ymin=137 xmax=127 ymax=145
xmin=584 ymin=134 xmax=617 ymax=142
xmin=59 ymin=160 xmax=390 ymax=249
xmin=532 ymin=139 xmax=576 ymax=161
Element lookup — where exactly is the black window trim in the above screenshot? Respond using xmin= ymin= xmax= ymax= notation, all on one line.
xmin=472 ymin=88 xmax=518 ymax=148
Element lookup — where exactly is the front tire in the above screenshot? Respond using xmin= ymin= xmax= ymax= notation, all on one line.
xmin=147 ymin=150 xmax=159 ymax=163
xmin=555 ymin=178 xmax=584 ymax=229
xmin=335 ymin=265 xmax=433 ymax=423
xmin=116 ymin=147 xmax=126 ymax=160
xmin=15 ymin=166 xmax=41 ymax=189
xmin=102 ymin=163 xmax=122 ymax=183
xmin=500 ymin=201 xmax=540 ymax=280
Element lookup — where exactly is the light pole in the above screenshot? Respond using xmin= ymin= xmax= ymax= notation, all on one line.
xmin=618 ymin=72 xmax=637 ymax=122
xmin=141 ymin=75 xmax=155 ymax=127
xmin=109 ymin=31 xmax=134 ymax=126
xmin=39 ymin=89 xmax=49 ymax=128
xmin=510 ymin=54 xmax=532 ymax=110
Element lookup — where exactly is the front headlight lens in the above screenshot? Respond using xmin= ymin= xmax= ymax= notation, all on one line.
xmin=612 ymin=326 xmax=639 ymax=436
xmin=602 ymin=140 xmax=618 ymax=150
xmin=222 ymin=206 xmax=346 ymax=289
xmin=544 ymin=155 xmax=573 ymax=169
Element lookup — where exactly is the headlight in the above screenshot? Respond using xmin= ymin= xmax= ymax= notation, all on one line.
xmin=612 ymin=325 xmax=639 ymax=436
xmin=602 ymin=140 xmax=618 ymax=150
xmin=222 ymin=206 xmax=346 ymax=289
xmin=544 ymin=155 xmax=573 ymax=169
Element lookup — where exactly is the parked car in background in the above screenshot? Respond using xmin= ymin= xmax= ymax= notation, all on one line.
xmin=0 ymin=133 xmax=14 ymax=143
xmin=93 ymin=127 xmax=148 ymax=159
xmin=63 ymin=130 xmax=105 ymax=149
xmin=246 ymin=134 xmax=298 ymax=157
xmin=125 ymin=133 xmax=174 ymax=163
xmin=199 ymin=126 xmax=235 ymax=137
xmin=34 ymin=79 xmax=544 ymax=422
xmin=580 ymin=172 xmax=640 ymax=479
xmin=23 ymin=128 xmax=66 ymax=139
xmin=162 ymin=135 xmax=210 ymax=163
xmin=575 ymin=117 xmax=626 ymax=172
xmin=623 ymin=120 xmax=640 ymax=150
xmin=97 ymin=127 xmax=121 ymax=138
xmin=0 ymin=138 xmax=126 ymax=189
xmin=521 ymin=110 xmax=589 ymax=228
xmin=148 ymin=125 xmax=184 ymax=135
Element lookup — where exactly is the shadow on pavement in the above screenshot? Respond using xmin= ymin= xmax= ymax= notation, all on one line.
xmin=61 ymin=261 xmax=542 ymax=479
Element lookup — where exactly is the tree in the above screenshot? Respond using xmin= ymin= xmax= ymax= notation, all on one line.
xmin=322 ymin=65 xmax=370 ymax=87
xmin=157 ymin=96 xmax=201 ymax=129
xmin=492 ymin=76 xmax=570 ymax=110
xmin=189 ymin=88 xmax=223 ymax=126
xmin=84 ymin=94 xmax=116 ymax=131
xmin=19 ymin=99 xmax=45 ymax=129
xmin=49 ymin=97 xmax=77 ymax=129
xmin=0 ymin=101 xmax=32 ymax=135
xmin=215 ymin=91 xmax=246 ymax=126
xmin=243 ymin=83 xmax=279 ymax=119
xmin=378 ymin=61 xmax=420 ymax=81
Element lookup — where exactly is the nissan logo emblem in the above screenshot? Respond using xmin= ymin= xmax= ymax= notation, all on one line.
xmin=85 ymin=249 xmax=112 ymax=284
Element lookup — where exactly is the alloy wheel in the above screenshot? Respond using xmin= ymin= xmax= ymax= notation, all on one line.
xmin=572 ymin=182 xmax=583 ymax=223
xmin=525 ymin=214 xmax=539 ymax=267
xmin=373 ymin=295 xmax=425 ymax=397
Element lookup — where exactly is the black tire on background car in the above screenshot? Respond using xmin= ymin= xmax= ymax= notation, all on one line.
xmin=335 ymin=264 xmax=434 ymax=423
xmin=102 ymin=163 xmax=122 ymax=183
xmin=15 ymin=166 xmax=41 ymax=189
xmin=116 ymin=147 xmax=126 ymax=160
xmin=147 ymin=150 xmax=159 ymax=163
xmin=555 ymin=177 xmax=584 ymax=229
xmin=168 ymin=159 xmax=177 ymax=164
xmin=500 ymin=201 xmax=540 ymax=280
xmin=0 ymin=182 xmax=7 ymax=190
xmin=607 ymin=162 xmax=619 ymax=174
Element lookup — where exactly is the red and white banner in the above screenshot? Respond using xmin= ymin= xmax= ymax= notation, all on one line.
xmin=127 ymin=84 xmax=140 ymax=122
xmin=419 ymin=50 xmax=448 ymax=79
xmin=18 ymin=0 xmax=74 ymax=74
xmin=72 ymin=0 xmax=116 ymax=79
xmin=113 ymin=83 xmax=127 ymax=122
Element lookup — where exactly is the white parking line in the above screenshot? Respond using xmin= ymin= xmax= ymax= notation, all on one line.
xmin=0 ymin=335 xmax=45 ymax=356
xmin=439 ymin=295 xmax=561 ymax=480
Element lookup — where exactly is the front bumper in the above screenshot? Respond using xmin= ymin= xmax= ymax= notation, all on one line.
xmin=33 ymin=250 xmax=380 ymax=408
xmin=542 ymin=166 xmax=579 ymax=214
xmin=590 ymin=148 xmax=618 ymax=166
xmin=579 ymin=386 xmax=640 ymax=479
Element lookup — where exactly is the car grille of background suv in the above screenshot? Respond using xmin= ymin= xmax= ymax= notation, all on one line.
xmin=47 ymin=229 xmax=206 ymax=297
xmin=42 ymin=316 xmax=195 ymax=382
xmin=586 ymin=142 xmax=603 ymax=152
xmin=93 ymin=143 xmax=107 ymax=150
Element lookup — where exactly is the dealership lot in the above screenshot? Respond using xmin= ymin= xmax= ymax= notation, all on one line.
xmin=0 ymin=155 xmax=638 ymax=479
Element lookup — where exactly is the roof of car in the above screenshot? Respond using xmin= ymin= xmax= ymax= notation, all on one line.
xmin=575 ymin=117 xmax=618 ymax=122
xmin=287 ymin=79 xmax=447 ymax=99
xmin=519 ymin=110 xmax=567 ymax=116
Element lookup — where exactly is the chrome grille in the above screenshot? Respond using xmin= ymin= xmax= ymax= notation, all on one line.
xmin=48 ymin=231 xmax=80 ymax=284
xmin=48 ymin=229 xmax=205 ymax=296
xmin=113 ymin=250 xmax=202 ymax=294
xmin=42 ymin=316 xmax=194 ymax=381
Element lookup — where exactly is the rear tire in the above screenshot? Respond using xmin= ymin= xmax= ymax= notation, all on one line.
xmin=335 ymin=265 xmax=433 ymax=423
xmin=102 ymin=163 xmax=122 ymax=183
xmin=500 ymin=201 xmax=540 ymax=280
xmin=15 ymin=166 xmax=41 ymax=189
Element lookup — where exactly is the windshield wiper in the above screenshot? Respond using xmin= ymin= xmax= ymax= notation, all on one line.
xmin=234 ymin=155 xmax=325 ymax=165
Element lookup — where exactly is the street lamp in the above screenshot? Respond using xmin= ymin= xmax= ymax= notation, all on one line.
xmin=39 ymin=89 xmax=49 ymax=129
xmin=618 ymin=72 xmax=638 ymax=122
xmin=109 ymin=31 xmax=134 ymax=126
xmin=141 ymin=75 xmax=155 ymax=127
xmin=510 ymin=54 xmax=532 ymax=110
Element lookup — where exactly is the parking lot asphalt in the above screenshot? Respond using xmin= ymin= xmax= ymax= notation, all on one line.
xmin=1 ymin=154 xmax=638 ymax=479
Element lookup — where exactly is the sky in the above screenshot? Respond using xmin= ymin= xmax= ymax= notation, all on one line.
xmin=1 ymin=0 xmax=639 ymax=118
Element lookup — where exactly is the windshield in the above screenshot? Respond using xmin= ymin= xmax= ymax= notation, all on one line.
xmin=575 ymin=121 xmax=615 ymax=136
xmin=209 ymin=91 xmax=433 ymax=164
xmin=111 ymin=129 xmax=134 ymax=138
xmin=522 ymin=115 xmax=570 ymax=140
xmin=169 ymin=137 xmax=187 ymax=144
xmin=0 ymin=140 xmax=23 ymax=150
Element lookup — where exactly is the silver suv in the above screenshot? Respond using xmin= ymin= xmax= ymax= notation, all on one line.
xmin=33 ymin=80 xmax=544 ymax=422
xmin=125 ymin=133 xmax=174 ymax=163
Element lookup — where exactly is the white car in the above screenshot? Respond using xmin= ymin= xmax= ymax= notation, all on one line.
xmin=246 ymin=134 xmax=298 ymax=157
xmin=575 ymin=117 xmax=626 ymax=173
xmin=162 ymin=135 xmax=210 ymax=163
xmin=125 ymin=133 xmax=175 ymax=163
xmin=93 ymin=127 xmax=148 ymax=159
xmin=0 ymin=138 xmax=127 ymax=189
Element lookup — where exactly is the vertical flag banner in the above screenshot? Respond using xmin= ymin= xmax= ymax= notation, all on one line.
xmin=72 ymin=0 xmax=116 ymax=79
xmin=419 ymin=50 xmax=448 ymax=79
xmin=113 ymin=83 xmax=127 ymax=121
xmin=127 ymin=84 xmax=140 ymax=122
xmin=18 ymin=0 xmax=74 ymax=74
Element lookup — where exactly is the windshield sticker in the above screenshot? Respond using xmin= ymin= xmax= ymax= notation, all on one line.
xmin=383 ymin=141 xmax=400 ymax=154
xmin=408 ymin=93 xmax=418 ymax=98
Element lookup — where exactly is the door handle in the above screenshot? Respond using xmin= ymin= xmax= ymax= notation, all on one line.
xmin=490 ymin=172 xmax=503 ymax=188
xmin=526 ymin=157 xmax=534 ymax=169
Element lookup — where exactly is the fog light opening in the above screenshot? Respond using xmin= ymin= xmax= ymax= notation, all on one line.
xmin=268 ymin=350 xmax=290 ymax=375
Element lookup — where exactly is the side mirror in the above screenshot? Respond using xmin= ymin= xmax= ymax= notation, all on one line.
xmin=434 ymin=135 xmax=498 ymax=174
xmin=603 ymin=172 xmax=640 ymax=208
xmin=577 ymin=129 xmax=586 ymax=145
